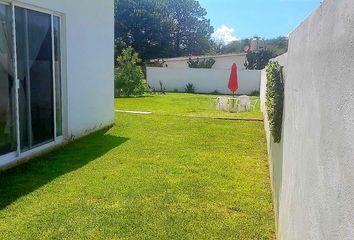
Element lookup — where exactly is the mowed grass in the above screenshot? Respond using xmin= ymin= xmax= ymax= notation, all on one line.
xmin=115 ymin=93 xmax=263 ymax=119
xmin=0 ymin=96 xmax=274 ymax=239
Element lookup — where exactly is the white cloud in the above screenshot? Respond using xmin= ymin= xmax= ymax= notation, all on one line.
xmin=212 ymin=24 xmax=238 ymax=45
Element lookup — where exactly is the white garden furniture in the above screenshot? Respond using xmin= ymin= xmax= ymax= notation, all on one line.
xmin=217 ymin=96 xmax=230 ymax=111
xmin=238 ymin=95 xmax=251 ymax=112
xmin=211 ymin=95 xmax=255 ymax=113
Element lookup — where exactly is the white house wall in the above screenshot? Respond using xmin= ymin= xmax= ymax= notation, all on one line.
xmin=15 ymin=0 xmax=115 ymax=139
xmin=165 ymin=55 xmax=247 ymax=70
xmin=165 ymin=60 xmax=189 ymax=69
xmin=211 ymin=55 xmax=246 ymax=70
xmin=147 ymin=67 xmax=261 ymax=95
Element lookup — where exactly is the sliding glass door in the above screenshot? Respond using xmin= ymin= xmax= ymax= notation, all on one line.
xmin=0 ymin=2 xmax=62 ymax=159
xmin=16 ymin=7 xmax=55 ymax=151
xmin=0 ymin=4 xmax=16 ymax=156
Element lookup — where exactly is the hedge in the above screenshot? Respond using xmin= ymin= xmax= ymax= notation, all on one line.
xmin=266 ymin=61 xmax=284 ymax=143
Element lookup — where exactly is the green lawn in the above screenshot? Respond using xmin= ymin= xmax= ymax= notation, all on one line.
xmin=115 ymin=93 xmax=263 ymax=119
xmin=0 ymin=94 xmax=274 ymax=239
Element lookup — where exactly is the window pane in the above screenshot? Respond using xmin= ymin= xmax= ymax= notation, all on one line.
xmin=16 ymin=7 xmax=54 ymax=150
xmin=54 ymin=16 xmax=62 ymax=137
xmin=0 ymin=4 xmax=16 ymax=155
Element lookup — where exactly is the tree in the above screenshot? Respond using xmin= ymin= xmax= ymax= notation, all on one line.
xmin=219 ymin=37 xmax=288 ymax=57
xmin=166 ymin=0 xmax=214 ymax=57
xmin=265 ymin=37 xmax=288 ymax=56
xmin=115 ymin=47 xmax=148 ymax=97
xmin=218 ymin=39 xmax=251 ymax=54
xmin=114 ymin=0 xmax=214 ymax=61
xmin=244 ymin=50 xmax=274 ymax=70
xmin=115 ymin=0 xmax=173 ymax=61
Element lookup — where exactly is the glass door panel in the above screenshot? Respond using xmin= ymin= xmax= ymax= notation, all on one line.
xmin=0 ymin=4 xmax=16 ymax=156
xmin=15 ymin=7 xmax=54 ymax=151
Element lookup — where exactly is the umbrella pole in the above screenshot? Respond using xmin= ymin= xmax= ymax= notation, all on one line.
xmin=232 ymin=92 xmax=235 ymax=108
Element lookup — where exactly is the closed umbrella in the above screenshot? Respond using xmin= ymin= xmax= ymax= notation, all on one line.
xmin=228 ymin=63 xmax=239 ymax=94
xmin=228 ymin=63 xmax=239 ymax=108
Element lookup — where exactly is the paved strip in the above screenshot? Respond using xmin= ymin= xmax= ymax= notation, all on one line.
xmin=115 ymin=110 xmax=263 ymax=121
xmin=186 ymin=115 xmax=263 ymax=122
xmin=115 ymin=110 xmax=152 ymax=115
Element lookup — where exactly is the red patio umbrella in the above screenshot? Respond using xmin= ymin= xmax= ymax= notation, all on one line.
xmin=228 ymin=63 xmax=239 ymax=95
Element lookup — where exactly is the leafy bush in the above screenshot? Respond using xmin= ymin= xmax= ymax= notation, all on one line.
xmin=245 ymin=50 xmax=274 ymax=70
xmin=210 ymin=90 xmax=220 ymax=95
xmin=266 ymin=61 xmax=284 ymax=143
xmin=185 ymin=83 xmax=195 ymax=93
xmin=115 ymin=47 xmax=148 ymax=97
xmin=188 ymin=58 xmax=215 ymax=69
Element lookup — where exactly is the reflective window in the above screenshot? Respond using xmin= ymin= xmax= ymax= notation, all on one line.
xmin=0 ymin=4 xmax=16 ymax=155
xmin=16 ymin=7 xmax=54 ymax=150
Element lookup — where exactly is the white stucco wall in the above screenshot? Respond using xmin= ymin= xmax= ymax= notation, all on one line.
xmin=277 ymin=0 xmax=354 ymax=239
xmin=165 ymin=54 xmax=247 ymax=70
xmin=147 ymin=67 xmax=261 ymax=95
xmin=165 ymin=60 xmax=188 ymax=69
xmin=15 ymin=0 xmax=115 ymax=138
xmin=260 ymin=53 xmax=287 ymax=233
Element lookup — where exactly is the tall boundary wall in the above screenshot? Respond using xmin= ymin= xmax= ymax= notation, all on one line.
xmin=147 ymin=67 xmax=261 ymax=95
xmin=260 ymin=0 xmax=354 ymax=239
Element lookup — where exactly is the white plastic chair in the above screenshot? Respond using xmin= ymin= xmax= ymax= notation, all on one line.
xmin=238 ymin=95 xmax=251 ymax=112
xmin=212 ymin=96 xmax=230 ymax=112
xmin=210 ymin=96 xmax=222 ymax=111
xmin=210 ymin=96 xmax=221 ymax=111
xmin=218 ymin=96 xmax=230 ymax=112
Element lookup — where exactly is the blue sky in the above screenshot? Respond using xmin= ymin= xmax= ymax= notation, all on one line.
xmin=198 ymin=0 xmax=321 ymax=43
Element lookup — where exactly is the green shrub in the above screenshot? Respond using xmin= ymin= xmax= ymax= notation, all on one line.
xmin=115 ymin=47 xmax=148 ymax=97
xmin=185 ymin=83 xmax=195 ymax=93
xmin=188 ymin=58 xmax=215 ymax=69
xmin=266 ymin=61 xmax=284 ymax=143
xmin=245 ymin=50 xmax=274 ymax=70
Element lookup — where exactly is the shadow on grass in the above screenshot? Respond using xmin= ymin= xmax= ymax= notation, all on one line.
xmin=0 ymin=128 xmax=129 ymax=210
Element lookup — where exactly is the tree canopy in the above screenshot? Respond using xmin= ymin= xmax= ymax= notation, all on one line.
xmin=114 ymin=0 xmax=215 ymax=61
xmin=219 ymin=37 xmax=288 ymax=57
xmin=114 ymin=0 xmax=288 ymax=66
xmin=244 ymin=50 xmax=274 ymax=70
xmin=264 ymin=37 xmax=289 ymax=57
